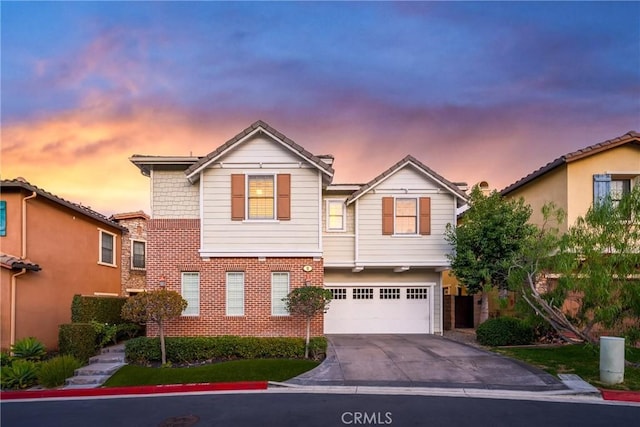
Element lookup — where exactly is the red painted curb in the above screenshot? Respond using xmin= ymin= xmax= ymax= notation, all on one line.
xmin=600 ymin=389 xmax=640 ymax=403
xmin=0 ymin=381 xmax=268 ymax=400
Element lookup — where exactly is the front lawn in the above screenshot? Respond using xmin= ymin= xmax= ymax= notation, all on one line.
xmin=495 ymin=344 xmax=640 ymax=391
xmin=103 ymin=358 xmax=318 ymax=387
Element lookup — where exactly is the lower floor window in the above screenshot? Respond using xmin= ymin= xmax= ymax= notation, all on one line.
xmin=226 ymin=272 xmax=245 ymax=316
xmin=181 ymin=272 xmax=200 ymax=316
xmin=271 ymin=272 xmax=290 ymax=315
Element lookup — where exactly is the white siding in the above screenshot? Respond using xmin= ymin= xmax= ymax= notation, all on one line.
xmin=322 ymin=198 xmax=356 ymax=265
xmin=201 ymin=135 xmax=322 ymax=255
xmin=152 ymin=170 xmax=199 ymax=219
xmin=356 ymin=167 xmax=455 ymax=265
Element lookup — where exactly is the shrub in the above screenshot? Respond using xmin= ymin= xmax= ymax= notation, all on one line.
xmin=11 ymin=337 xmax=46 ymax=361
xmin=125 ymin=336 xmax=328 ymax=365
xmin=1 ymin=360 xmax=39 ymax=390
xmin=91 ymin=321 xmax=120 ymax=348
xmin=476 ymin=317 xmax=534 ymax=347
xmin=37 ymin=355 xmax=83 ymax=389
xmin=59 ymin=323 xmax=98 ymax=363
xmin=0 ymin=351 xmax=13 ymax=367
xmin=71 ymin=295 xmax=127 ymax=324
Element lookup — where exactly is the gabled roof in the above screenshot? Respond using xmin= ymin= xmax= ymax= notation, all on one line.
xmin=345 ymin=155 xmax=469 ymax=205
xmin=0 ymin=179 xmax=126 ymax=232
xmin=0 ymin=253 xmax=41 ymax=271
xmin=183 ymin=120 xmax=335 ymax=183
xmin=501 ymin=131 xmax=640 ymax=196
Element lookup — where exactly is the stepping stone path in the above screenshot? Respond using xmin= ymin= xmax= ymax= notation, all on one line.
xmin=63 ymin=343 xmax=126 ymax=389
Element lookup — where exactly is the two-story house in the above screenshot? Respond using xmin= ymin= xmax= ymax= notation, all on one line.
xmin=0 ymin=179 xmax=125 ymax=350
xmin=130 ymin=120 xmax=468 ymax=338
xmin=501 ymin=131 xmax=640 ymax=230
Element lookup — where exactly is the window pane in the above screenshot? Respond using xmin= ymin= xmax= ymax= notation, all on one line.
xmin=182 ymin=272 xmax=200 ymax=316
xmin=328 ymin=201 xmax=344 ymax=230
xmin=248 ymin=176 xmax=274 ymax=219
xmin=395 ymin=198 xmax=417 ymax=234
xmin=396 ymin=199 xmax=416 ymax=215
xmin=101 ymin=232 xmax=114 ymax=264
xmin=271 ymin=272 xmax=290 ymax=315
xmin=132 ymin=241 xmax=145 ymax=269
xmin=226 ymin=272 xmax=245 ymax=316
xmin=0 ymin=201 xmax=6 ymax=237
xmin=395 ymin=217 xmax=416 ymax=234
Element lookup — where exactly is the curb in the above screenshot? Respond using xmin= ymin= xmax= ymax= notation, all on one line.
xmin=600 ymin=389 xmax=640 ymax=403
xmin=0 ymin=381 xmax=268 ymax=401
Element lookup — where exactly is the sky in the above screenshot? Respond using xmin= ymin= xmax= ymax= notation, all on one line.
xmin=2 ymin=1 xmax=639 ymax=216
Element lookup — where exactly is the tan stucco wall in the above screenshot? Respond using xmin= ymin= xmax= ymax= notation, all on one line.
xmin=504 ymin=166 xmax=569 ymax=232
xmin=0 ymin=193 xmax=122 ymax=350
xmin=566 ymin=144 xmax=640 ymax=226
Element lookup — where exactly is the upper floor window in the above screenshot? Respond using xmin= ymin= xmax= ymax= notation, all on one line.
xmin=0 ymin=200 xmax=6 ymax=237
xmin=231 ymin=174 xmax=290 ymax=221
xmin=131 ymin=240 xmax=146 ymax=270
xmin=99 ymin=230 xmax=116 ymax=266
xmin=248 ymin=175 xmax=275 ymax=219
xmin=181 ymin=272 xmax=200 ymax=316
xmin=382 ymin=197 xmax=431 ymax=236
xmin=326 ymin=200 xmax=345 ymax=231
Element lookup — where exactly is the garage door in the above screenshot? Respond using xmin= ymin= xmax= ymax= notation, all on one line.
xmin=324 ymin=285 xmax=432 ymax=334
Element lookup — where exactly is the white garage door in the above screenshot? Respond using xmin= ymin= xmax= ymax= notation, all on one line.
xmin=324 ymin=285 xmax=433 ymax=334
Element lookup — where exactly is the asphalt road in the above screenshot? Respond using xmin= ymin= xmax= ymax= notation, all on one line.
xmin=2 ymin=392 xmax=639 ymax=427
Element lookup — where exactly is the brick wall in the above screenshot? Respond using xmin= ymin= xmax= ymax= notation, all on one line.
xmin=146 ymin=219 xmax=324 ymax=338
xmin=117 ymin=216 xmax=148 ymax=294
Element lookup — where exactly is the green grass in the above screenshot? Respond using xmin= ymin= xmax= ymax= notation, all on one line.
xmin=495 ymin=344 xmax=640 ymax=390
xmin=102 ymin=359 xmax=319 ymax=387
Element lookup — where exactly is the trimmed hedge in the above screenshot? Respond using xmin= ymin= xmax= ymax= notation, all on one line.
xmin=59 ymin=323 xmax=98 ymax=363
xmin=71 ymin=295 xmax=127 ymax=324
xmin=125 ymin=336 xmax=328 ymax=365
xmin=476 ymin=317 xmax=534 ymax=347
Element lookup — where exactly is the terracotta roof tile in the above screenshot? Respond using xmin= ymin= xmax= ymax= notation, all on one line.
xmin=0 ymin=253 xmax=41 ymax=271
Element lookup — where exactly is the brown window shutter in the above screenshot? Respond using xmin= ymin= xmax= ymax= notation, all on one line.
xmin=231 ymin=174 xmax=245 ymax=221
xmin=382 ymin=197 xmax=394 ymax=235
xmin=277 ymin=174 xmax=291 ymax=221
xmin=419 ymin=197 xmax=431 ymax=235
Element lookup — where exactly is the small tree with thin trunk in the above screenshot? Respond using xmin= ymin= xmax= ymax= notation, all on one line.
xmin=121 ymin=290 xmax=187 ymax=365
xmin=283 ymin=286 xmax=332 ymax=359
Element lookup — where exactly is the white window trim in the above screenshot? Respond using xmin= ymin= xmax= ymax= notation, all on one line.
xmin=393 ymin=196 xmax=418 ymax=236
xmin=181 ymin=272 xmax=200 ymax=317
xmin=98 ymin=229 xmax=117 ymax=267
xmin=226 ymin=272 xmax=245 ymax=316
xmin=271 ymin=272 xmax=290 ymax=316
xmin=245 ymin=173 xmax=277 ymax=221
xmin=130 ymin=239 xmax=146 ymax=270
xmin=325 ymin=199 xmax=346 ymax=232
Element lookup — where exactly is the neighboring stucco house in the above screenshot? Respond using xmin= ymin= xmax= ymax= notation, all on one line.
xmin=501 ymin=131 xmax=640 ymax=230
xmin=0 ymin=179 xmax=125 ymax=350
xmin=131 ymin=120 xmax=468 ymax=338
xmin=111 ymin=211 xmax=149 ymax=296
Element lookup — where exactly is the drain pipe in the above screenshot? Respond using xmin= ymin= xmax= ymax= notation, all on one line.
xmin=10 ymin=190 xmax=37 ymax=348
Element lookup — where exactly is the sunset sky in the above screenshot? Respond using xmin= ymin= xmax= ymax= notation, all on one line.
xmin=2 ymin=2 xmax=639 ymax=216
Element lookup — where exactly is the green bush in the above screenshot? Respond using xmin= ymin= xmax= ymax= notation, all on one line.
xmin=0 ymin=351 xmax=13 ymax=367
xmin=1 ymin=359 xmax=39 ymax=390
xmin=58 ymin=323 xmax=98 ymax=363
xmin=476 ymin=317 xmax=534 ymax=346
xmin=71 ymin=295 xmax=127 ymax=324
xmin=125 ymin=336 xmax=328 ymax=365
xmin=37 ymin=355 xmax=83 ymax=389
xmin=11 ymin=337 xmax=46 ymax=361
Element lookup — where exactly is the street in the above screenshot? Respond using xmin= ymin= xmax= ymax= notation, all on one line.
xmin=2 ymin=392 xmax=639 ymax=427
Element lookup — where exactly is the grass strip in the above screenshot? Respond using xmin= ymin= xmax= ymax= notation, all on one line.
xmin=103 ymin=358 xmax=318 ymax=387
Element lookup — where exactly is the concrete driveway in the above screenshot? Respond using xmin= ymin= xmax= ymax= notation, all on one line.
xmin=288 ymin=334 xmax=566 ymax=391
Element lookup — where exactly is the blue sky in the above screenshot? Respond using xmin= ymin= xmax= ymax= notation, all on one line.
xmin=2 ymin=1 xmax=639 ymax=214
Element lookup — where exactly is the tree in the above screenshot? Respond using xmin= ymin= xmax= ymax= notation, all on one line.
xmin=445 ymin=185 xmax=536 ymax=323
xmin=121 ymin=290 xmax=188 ymax=365
xmin=283 ymin=286 xmax=333 ymax=359
xmin=510 ymin=186 xmax=640 ymax=345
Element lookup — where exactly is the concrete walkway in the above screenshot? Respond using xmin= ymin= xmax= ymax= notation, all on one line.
xmin=63 ymin=343 xmax=126 ymax=389
xmin=288 ymin=334 xmax=567 ymax=392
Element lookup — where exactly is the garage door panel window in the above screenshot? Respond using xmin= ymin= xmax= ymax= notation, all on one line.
xmin=380 ymin=288 xmax=400 ymax=299
xmin=271 ymin=272 xmax=290 ymax=315
xmin=407 ymin=288 xmax=428 ymax=299
xmin=331 ymin=288 xmax=347 ymax=300
xmin=353 ymin=288 xmax=373 ymax=300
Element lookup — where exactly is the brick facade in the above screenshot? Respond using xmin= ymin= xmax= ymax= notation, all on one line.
xmin=112 ymin=212 xmax=149 ymax=295
xmin=146 ymin=219 xmax=324 ymax=338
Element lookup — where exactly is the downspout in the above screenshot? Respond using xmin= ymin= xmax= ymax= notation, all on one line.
xmin=11 ymin=191 xmax=37 ymax=348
